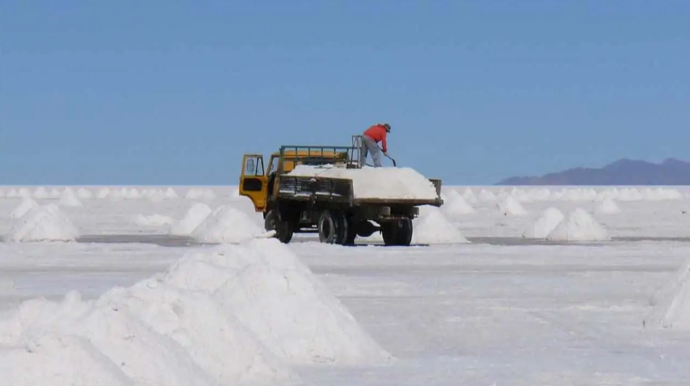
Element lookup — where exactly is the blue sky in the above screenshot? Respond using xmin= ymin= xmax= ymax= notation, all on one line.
xmin=1 ymin=0 xmax=689 ymax=185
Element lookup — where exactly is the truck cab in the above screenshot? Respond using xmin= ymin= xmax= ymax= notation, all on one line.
xmin=239 ymin=148 xmax=350 ymax=214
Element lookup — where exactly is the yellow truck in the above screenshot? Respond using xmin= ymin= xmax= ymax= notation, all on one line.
xmin=239 ymin=143 xmax=443 ymax=246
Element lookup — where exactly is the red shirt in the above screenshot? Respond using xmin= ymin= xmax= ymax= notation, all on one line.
xmin=364 ymin=125 xmax=388 ymax=152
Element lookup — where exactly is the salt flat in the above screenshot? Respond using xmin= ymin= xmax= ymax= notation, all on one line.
xmin=1 ymin=185 xmax=690 ymax=385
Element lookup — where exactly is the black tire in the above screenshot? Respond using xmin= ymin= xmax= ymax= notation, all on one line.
xmin=344 ymin=217 xmax=357 ymax=246
xmin=395 ymin=217 xmax=413 ymax=246
xmin=382 ymin=217 xmax=413 ymax=246
xmin=318 ymin=210 xmax=348 ymax=244
xmin=264 ymin=210 xmax=293 ymax=244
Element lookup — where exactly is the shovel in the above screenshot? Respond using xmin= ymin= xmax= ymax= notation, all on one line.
xmin=378 ymin=147 xmax=396 ymax=167
xmin=385 ymin=154 xmax=397 ymax=167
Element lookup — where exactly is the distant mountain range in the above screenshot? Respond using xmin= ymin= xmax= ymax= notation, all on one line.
xmin=496 ymin=158 xmax=690 ymax=186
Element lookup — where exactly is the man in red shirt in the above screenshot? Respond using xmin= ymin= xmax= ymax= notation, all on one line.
xmin=360 ymin=123 xmax=391 ymax=167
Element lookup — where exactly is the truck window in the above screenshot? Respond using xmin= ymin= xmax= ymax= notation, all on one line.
xmin=244 ymin=156 xmax=265 ymax=176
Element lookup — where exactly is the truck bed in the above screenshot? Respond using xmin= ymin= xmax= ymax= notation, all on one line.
xmin=277 ymin=175 xmax=444 ymax=206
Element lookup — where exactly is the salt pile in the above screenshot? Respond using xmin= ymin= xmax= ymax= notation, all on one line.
xmin=546 ymin=208 xmax=610 ymax=241
xmin=461 ymin=188 xmax=479 ymax=203
xmin=148 ymin=189 xmax=168 ymax=201
xmin=529 ymin=188 xmax=552 ymax=201
xmin=77 ymin=188 xmax=93 ymax=200
xmin=49 ymin=189 xmax=61 ymax=199
xmin=123 ymin=188 xmax=141 ymax=200
xmin=0 ymin=334 xmax=133 ymax=386
xmin=617 ymin=188 xmax=644 ymax=201
xmin=10 ymin=197 xmax=39 ymax=219
xmin=169 ymin=202 xmax=213 ymax=235
xmin=185 ymin=188 xmax=217 ymax=200
xmin=287 ymin=165 xmax=439 ymax=200
xmin=135 ymin=214 xmax=176 ymax=227
xmin=97 ymin=188 xmax=111 ymax=199
xmin=555 ymin=188 xmax=597 ymax=201
xmin=59 ymin=188 xmax=82 ymax=207
xmin=165 ymin=187 xmax=179 ymax=199
xmin=191 ymin=205 xmax=268 ymax=243
xmin=18 ymin=188 xmax=32 ymax=198
xmin=9 ymin=293 xmax=221 ymax=386
xmin=97 ymin=280 xmax=299 ymax=385
xmin=163 ymin=239 xmax=392 ymax=365
xmin=595 ymin=198 xmax=621 ymax=214
xmin=644 ymin=260 xmax=690 ymax=329
xmin=6 ymin=188 xmax=18 ymax=198
xmin=522 ymin=207 xmax=564 ymax=239
xmin=6 ymin=204 xmax=80 ymax=242
xmin=412 ymin=207 xmax=469 ymax=244
xmin=478 ymin=189 xmax=497 ymax=201
xmin=442 ymin=191 xmax=475 ymax=216
xmin=32 ymin=187 xmax=50 ymax=199
xmin=496 ymin=196 xmax=528 ymax=216
xmin=0 ymin=285 xmax=300 ymax=386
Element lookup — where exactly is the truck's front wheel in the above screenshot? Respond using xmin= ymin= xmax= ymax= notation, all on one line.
xmin=265 ymin=210 xmax=293 ymax=243
xmin=382 ymin=217 xmax=413 ymax=246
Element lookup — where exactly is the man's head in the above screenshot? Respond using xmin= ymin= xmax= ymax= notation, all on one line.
xmin=381 ymin=123 xmax=391 ymax=133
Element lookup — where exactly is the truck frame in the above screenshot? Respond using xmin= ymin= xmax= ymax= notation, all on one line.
xmin=239 ymin=136 xmax=443 ymax=246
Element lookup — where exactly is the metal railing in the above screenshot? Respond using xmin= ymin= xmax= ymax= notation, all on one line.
xmin=277 ymin=143 xmax=362 ymax=174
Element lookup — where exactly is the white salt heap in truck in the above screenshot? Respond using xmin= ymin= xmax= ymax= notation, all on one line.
xmin=286 ymin=165 xmax=439 ymax=200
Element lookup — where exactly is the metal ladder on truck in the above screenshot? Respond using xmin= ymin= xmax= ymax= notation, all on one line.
xmin=349 ymin=135 xmax=365 ymax=168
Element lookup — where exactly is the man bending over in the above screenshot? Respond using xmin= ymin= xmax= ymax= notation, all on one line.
xmin=360 ymin=123 xmax=391 ymax=167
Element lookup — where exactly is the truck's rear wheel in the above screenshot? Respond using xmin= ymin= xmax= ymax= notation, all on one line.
xmin=382 ymin=217 xmax=413 ymax=246
xmin=318 ymin=210 xmax=348 ymax=244
xmin=344 ymin=217 xmax=357 ymax=246
xmin=264 ymin=210 xmax=293 ymax=244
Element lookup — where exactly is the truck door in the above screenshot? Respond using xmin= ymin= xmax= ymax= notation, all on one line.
xmin=239 ymin=154 xmax=268 ymax=212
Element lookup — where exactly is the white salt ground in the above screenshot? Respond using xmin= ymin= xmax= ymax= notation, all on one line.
xmin=6 ymin=204 xmax=80 ymax=242
xmin=169 ymin=202 xmax=213 ymax=236
xmin=412 ymin=207 xmax=469 ymax=244
xmin=135 ymin=214 xmax=176 ymax=227
xmin=546 ymin=208 xmax=610 ymax=241
xmin=287 ymin=165 xmax=439 ymax=200
xmin=522 ymin=207 xmax=564 ymax=239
